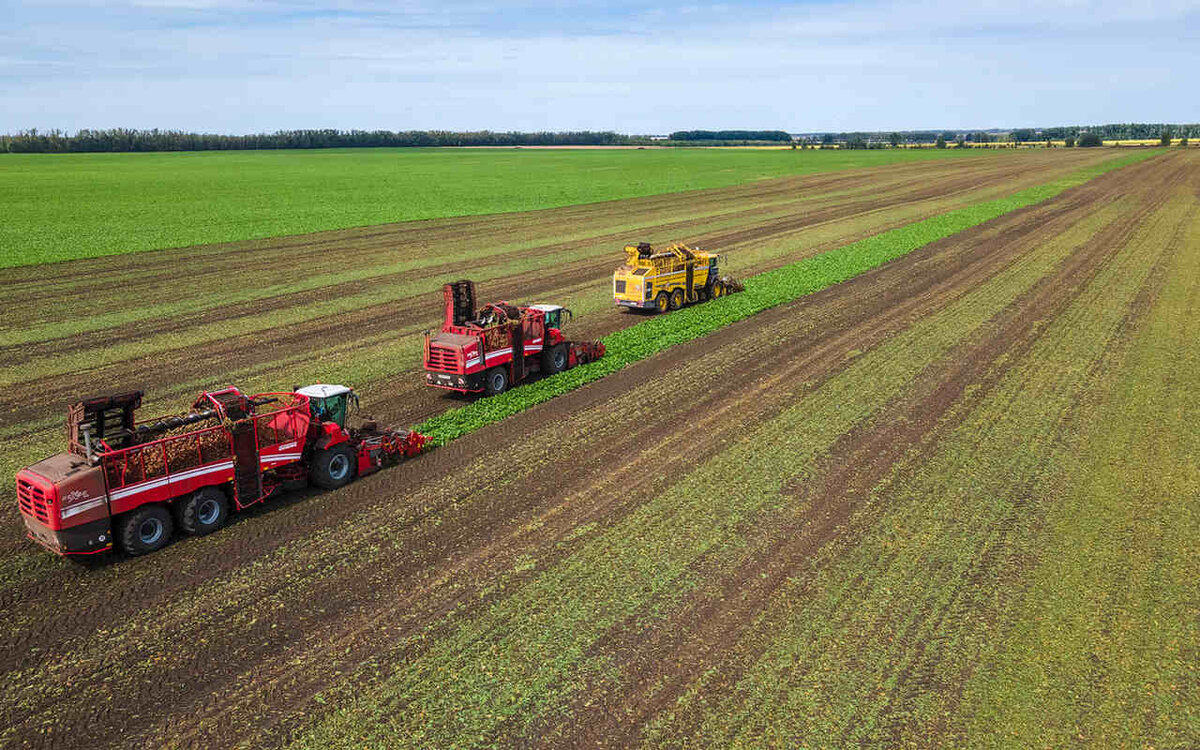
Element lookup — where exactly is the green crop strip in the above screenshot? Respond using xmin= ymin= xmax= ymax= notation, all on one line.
xmin=0 ymin=147 xmax=990 ymax=268
xmin=414 ymin=150 xmax=1160 ymax=445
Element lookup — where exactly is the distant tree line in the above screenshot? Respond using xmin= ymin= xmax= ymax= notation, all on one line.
xmin=4 ymin=122 xmax=1196 ymax=154
xmin=1041 ymin=123 xmax=1199 ymax=140
xmin=668 ymin=130 xmax=792 ymax=142
xmin=806 ymin=123 xmax=1199 ymax=146
xmin=0 ymin=128 xmax=633 ymax=153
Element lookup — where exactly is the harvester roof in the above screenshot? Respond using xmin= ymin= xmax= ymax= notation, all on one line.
xmin=296 ymin=384 xmax=351 ymax=398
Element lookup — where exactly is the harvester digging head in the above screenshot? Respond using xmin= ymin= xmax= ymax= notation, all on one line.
xmin=721 ymin=275 xmax=746 ymax=294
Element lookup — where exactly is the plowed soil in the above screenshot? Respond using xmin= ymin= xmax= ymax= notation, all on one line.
xmin=2 ymin=149 xmax=1194 ymax=749
xmin=0 ymin=149 xmax=1111 ymax=435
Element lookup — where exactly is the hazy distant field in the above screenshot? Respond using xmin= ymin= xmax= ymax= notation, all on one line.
xmin=0 ymin=147 xmax=993 ymax=267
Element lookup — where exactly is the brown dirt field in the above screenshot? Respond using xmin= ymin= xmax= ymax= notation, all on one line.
xmin=0 ymin=150 xmax=1186 ymax=749
xmin=0 ymin=150 xmax=1109 ymax=440
xmin=541 ymin=153 xmax=1191 ymax=748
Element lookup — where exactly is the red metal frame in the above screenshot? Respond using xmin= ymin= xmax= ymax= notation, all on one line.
xmin=98 ymin=391 xmax=310 ymax=516
xmin=16 ymin=385 xmax=432 ymax=557
xmin=424 ymin=304 xmax=553 ymax=393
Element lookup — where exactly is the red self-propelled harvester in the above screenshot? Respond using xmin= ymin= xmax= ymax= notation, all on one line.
xmin=15 ymin=385 xmax=427 ymax=557
xmin=423 ymin=280 xmax=605 ymax=395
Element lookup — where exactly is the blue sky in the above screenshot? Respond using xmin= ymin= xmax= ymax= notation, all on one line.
xmin=2 ymin=0 xmax=1198 ymax=133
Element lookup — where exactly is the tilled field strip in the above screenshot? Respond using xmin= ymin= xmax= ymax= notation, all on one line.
xmin=954 ymin=183 xmax=1199 ymax=747
xmin=644 ymin=161 xmax=1195 ymax=749
xmin=0 ymin=151 xmax=1114 ymax=477
xmin=288 ymin=154 xmax=1178 ymax=748
xmin=0 ymin=152 xmax=1178 ymax=749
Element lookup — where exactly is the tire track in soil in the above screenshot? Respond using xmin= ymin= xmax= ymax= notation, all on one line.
xmin=85 ymin=158 xmax=1172 ymax=750
xmin=0 ymin=157 xmax=1017 ymax=346
xmin=0 ymin=154 xmax=1110 ymax=434
xmin=0 ymin=158 xmax=1139 ymax=749
xmin=0 ymin=157 xmax=1123 ymax=680
xmin=537 ymin=153 xmax=1187 ymax=748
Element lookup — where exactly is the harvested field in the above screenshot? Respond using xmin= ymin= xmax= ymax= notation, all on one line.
xmin=1 ymin=149 xmax=1195 ymax=748
xmin=0 ymin=149 xmax=1118 ymax=481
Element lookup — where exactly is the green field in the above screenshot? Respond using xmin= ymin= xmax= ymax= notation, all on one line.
xmin=2 ymin=149 xmax=1194 ymax=748
xmin=0 ymin=147 xmax=991 ymax=267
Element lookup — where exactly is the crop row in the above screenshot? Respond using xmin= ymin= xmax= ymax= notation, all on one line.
xmin=674 ymin=184 xmax=1185 ymax=747
xmin=415 ymin=151 xmax=1159 ymax=446
xmin=951 ymin=193 xmax=1199 ymax=747
xmin=290 ymin=156 xmax=1154 ymax=747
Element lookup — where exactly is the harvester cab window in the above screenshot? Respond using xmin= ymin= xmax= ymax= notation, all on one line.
xmin=530 ymin=304 xmax=571 ymax=331
xmin=297 ymin=384 xmax=355 ymax=428
xmin=316 ymin=394 xmax=348 ymax=427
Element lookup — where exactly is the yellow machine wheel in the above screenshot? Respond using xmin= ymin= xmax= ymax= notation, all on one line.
xmin=669 ymin=288 xmax=685 ymax=310
xmin=711 ymin=281 xmax=725 ymax=299
xmin=654 ymin=292 xmax=670 ymax=313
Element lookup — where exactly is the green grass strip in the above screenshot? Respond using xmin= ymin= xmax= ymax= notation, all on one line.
xmin=414 ymin=150 xmax=1159 ymax=445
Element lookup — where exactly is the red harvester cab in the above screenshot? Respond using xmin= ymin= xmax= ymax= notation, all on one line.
xmin=423 ymin=280 xmax=605 ymax=395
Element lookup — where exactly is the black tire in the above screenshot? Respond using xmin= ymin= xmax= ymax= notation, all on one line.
xmin=654 ymin=292 xmax=670 ymax=314
xmin=541 ymin=344 xmax=569 ymax=374
xmin=484 ymin=366 xmax=509 ymax=396
xmin=669 ymin=288 xmax=685 ymax=310
xmin=711 ymin=280 xmax=726 ymax=299
xmin=176 ymin=486 xmax=229 ymax=536
xmin=119 ymin=505 xmax=174 ymax=556
xmin=310 ymin=445 xmax=356 ymax=490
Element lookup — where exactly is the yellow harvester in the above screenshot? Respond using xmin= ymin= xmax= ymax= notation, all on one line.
xmin=612 ymin=242 xmax=729 ymax=313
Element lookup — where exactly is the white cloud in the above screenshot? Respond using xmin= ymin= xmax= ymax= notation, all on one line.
xmin=3 ymin=0 xmax=1198 ymax=132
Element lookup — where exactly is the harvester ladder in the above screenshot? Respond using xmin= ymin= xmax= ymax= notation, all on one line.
xmin=209 ymin=390 xmax=263 ymax=507
xmin=511 ymin=318 xmax=525 ymax=382
xmin=229 ymin=422 xmax=262 ymax=507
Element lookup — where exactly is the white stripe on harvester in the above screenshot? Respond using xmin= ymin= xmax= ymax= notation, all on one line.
xmin=59 ymin=496 xmax=107 ymax=519
xmin=108 ymin=460 xmax=234 ymax=501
